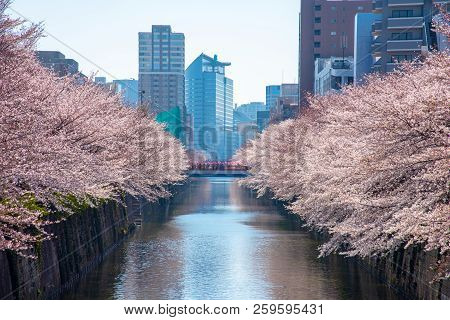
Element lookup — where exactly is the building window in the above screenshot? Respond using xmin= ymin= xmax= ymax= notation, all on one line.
xmin=331 ymin=6 xmax=336 ymax=11
xmin=314 ymin=53 xmax=321 ymax=60
xmin=391 ymin=32 xmax=414 ymax=40
xmin=314 ymin=17 xmax=321 ymax=23
xmin=390 ymin=54 xmax=413 ymax=63
xmin=392 ymin=10 xmax=414 ymax=18
xmin=314 ymin=5 xmax=321 ymax=11
xmin=357 ymin=6 xmax=364 ymax=11
xmin=331 ymin=76 xmax=342 ymax=90
xmin=331 ymin=31 xmax=337 ymax=36
xmin=331 ymin=18 xmax=337 ymax=24
xmin=314 ymin=29 xmax=321 ymax=36
xmin=314 ymin=41 xmax=321 ymax=48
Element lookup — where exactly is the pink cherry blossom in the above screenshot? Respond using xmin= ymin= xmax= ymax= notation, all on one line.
xmin=0 ymin=0 xmax=188 ymax=253
xmin=236 ymin=52 xmax=450 ymax=280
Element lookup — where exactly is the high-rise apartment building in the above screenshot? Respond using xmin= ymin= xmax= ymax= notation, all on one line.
xmin=186 ymin=54 xmax=234 ymax=161
xmin=371 ymin=0 xmax=443 ymax=73
xmin=138 ymin=25 xmax=185 ymax=137
xmin=298 ymin=0 xmax=372 ymax=105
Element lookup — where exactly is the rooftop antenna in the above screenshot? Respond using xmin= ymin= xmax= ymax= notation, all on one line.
xmin=341 ymin=32 xmax=348 ymax=62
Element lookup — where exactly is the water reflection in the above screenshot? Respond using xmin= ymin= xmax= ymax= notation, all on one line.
xmin=64 ymin=177 xmax=399 ymax=300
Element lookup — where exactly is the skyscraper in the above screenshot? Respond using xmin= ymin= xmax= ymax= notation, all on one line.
xmin=298 ymin=0 xmax=372 ymax=105
xmin=138 ymin=25 xmax=185 ymax=138
xmin=186 ymin=54 xmax=234 ymax=161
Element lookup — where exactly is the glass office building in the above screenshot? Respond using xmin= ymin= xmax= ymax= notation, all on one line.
xmin=265 ymin=85 xmax=281 ymax=110
xmin=186 ymin=54 xmax=234 ymax=161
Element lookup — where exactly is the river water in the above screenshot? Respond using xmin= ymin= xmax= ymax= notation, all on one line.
xmin=63 ymin=176 xmax=399 ymax=300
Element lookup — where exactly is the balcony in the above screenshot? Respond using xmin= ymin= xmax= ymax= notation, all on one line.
xmin=371 ymin=40 xmax=384 ymax=54
xmin=331 ymin=61 xmax=352 ymax=70
xmin=372 ymin=60 xmax=383 ymax=72
xmin=387 ymin=17 xmax=424 ymax=29
xmin=386 ymin=63 xmax=400 ymax=72
xmin=388 ymin=0 xmax=424 ymax=7
xmin=372 ymin=21 xmax=383 ymax=34
xmin=372 ymin=0 xmax=383 ymax=12
xmin=386 ymin=39 xmax=423 ymax=52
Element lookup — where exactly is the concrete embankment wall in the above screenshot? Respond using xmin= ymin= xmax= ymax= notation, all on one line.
xmin=273 ymin=200 xmax=450 ymax=300
xmin=362 ymin=246 xmax=449 ymax=300
xmin=0 ymin=200 xmax=133 ymax=300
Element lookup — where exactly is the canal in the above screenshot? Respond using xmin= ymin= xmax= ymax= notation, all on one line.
xmin=63 ymin=176 xmax=399 ymax=300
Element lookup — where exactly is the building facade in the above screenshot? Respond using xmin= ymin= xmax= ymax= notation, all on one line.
xmin=315 ymin=56 xmax=354 ymax=95
xmin=298 ymin=0 xmax=372 ymax=105
xmin=232 ymin=102 xmax=267 ymax=154
xmin=94 ymin=77 xmax=107 ymax=85
xmin=354 ymin=13 xmax=382 ymax=83
xmin=269 ymin=83 xmax=302 ymax=123
xmin=257 ymin=110 xmax=271 ymax=133
xmin=138 ymin=25 xmax=185 ymax=138
xmin=281 ymin=83 xmax=300 ymax=104
xmin=371 ymin=0 xmax=443 ymax=73
xmin=232 ymin=109 xmax=257 ymax=156
xmin=113 ymin=79 xmax=139 ymax=106
xmin=265 ymin=85 xmax=281 ymax=110
xmin=234 ymin=102 xmax=267 ymax=121
xmin=36 ymin=51 xmax=79 ymax=77
xmin=186 ymin=54 xmax=234 ymax=161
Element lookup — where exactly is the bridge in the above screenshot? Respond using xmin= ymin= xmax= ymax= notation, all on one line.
xmin=188 ymin=161 xmax=248 ymax=177
xmin=188 ymin=170 xmax=248 ymax=177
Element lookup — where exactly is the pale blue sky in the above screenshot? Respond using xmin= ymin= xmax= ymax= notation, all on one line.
xmin=9 ymin=0 xmax=299 ymax=105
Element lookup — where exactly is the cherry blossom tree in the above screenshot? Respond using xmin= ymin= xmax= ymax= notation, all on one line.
xmin=0 ymin=0 xmax=188 ymax=253
xmin=236 ymin=52 xmax=449 ymax=279
xmin=433 ymin=3 xmax=450 ymax=39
